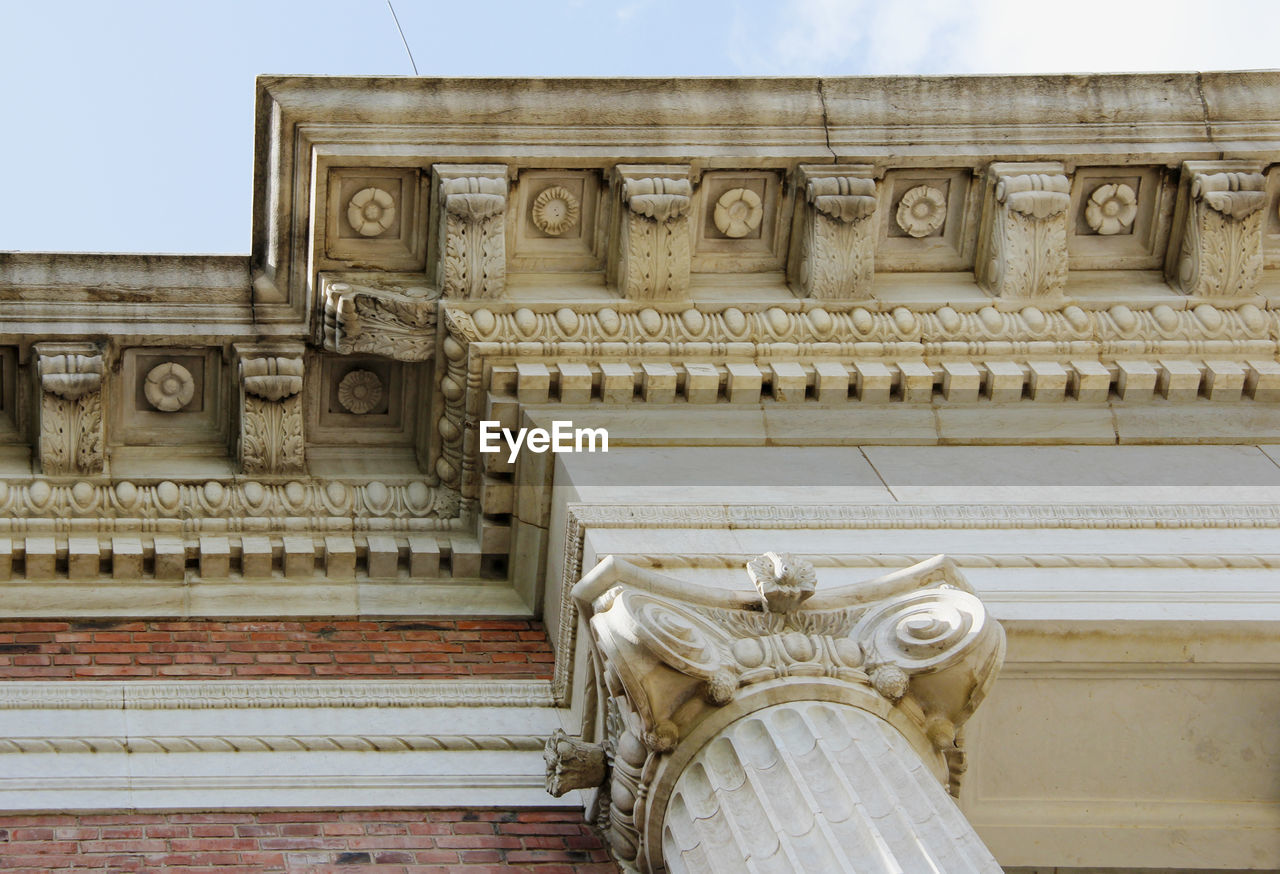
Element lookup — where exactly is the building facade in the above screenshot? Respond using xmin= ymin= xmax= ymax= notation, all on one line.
xmin=1 ymin=72 xmax=1278 ymax=871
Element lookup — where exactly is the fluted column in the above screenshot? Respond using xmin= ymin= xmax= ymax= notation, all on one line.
xmin=546 ymin=552 xmax=1005 ymax=873
xmin=663 ymin=700 xmax=999 ymax=874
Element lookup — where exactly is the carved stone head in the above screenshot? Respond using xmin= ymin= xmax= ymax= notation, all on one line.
xmin=543 ymin=728 xmax=606 ymax=798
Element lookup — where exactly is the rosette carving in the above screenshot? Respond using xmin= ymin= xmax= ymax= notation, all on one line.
xmin=435 ymin=167 xmax=508 ymax=299
xmin=337 ymin=370 xmax=383 ymax=415
xmin=1084 ymin=183 xmax=1137 ymax=235
xmin=712 ymin=188 xmax=763 ymax=238
xmin=616 ymin=168 xmax=693 ymax=300
xmin=144 ymin=362 xmax=195 ymax=412
xmin=531 ymin=186 xmax=580 ymax=236
xmin=896 ymin=185 xmax=948 ymax=237
xmin=346 ymin=187 xmax=397 ymax=236
xmin=1170 ymin=166 xmax=1266 ymax=297
xmin=978 ymin=165 xmax=1071 ymax=298
xmin=793 ymin=167 xmax=878 ymax=300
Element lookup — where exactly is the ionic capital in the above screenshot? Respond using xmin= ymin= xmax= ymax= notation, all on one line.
xmin=563 ymin=552 xmax=1005 ymax=872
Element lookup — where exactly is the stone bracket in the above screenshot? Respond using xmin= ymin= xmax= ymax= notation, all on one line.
xmin=234 ymin=342 xmax=305 ymax=475
xmin=320 ymin=274 xmax=439 ymax=362
xmin=976 ymin=162 xmax=1071 ymax=299
xmin=1167 ymin=160 xmax=1267 ymax=297
xmin=612 ymin=164 xmax=694 ymax=300
xmin=433 ymin=164 xmax=509 ymax=299
xmin=34 ymin=342 xmax=104 ymax=476
xmin=791 ymin=164 xmax=878 ymax=299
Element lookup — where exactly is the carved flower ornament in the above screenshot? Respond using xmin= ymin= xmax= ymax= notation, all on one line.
xmin=531 ymin=186 xmax=580 ymax=236
xmin=337 ymin=369 xmax=383 ymax=415
xmin=144 ymin=362 xmax=195 ymax=412
xmin=713 ymin=188 xmax=764 ymax=238
xmin=746 ymin=551 xmax=817 ymax=613
xmin=346 ymin=187 xmax=397 ymax=237
xmin=1084 ymin=183 xmax=1138 ymax=235
xmin=896 ymin=185 xmax=948 ymax=237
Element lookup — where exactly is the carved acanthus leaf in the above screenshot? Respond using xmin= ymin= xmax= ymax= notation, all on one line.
xmin=616 ymin=170 xmax=693 ymax=300
xmin=322 ymin=281 xmax=438 ymax=362
xmin=979 ymin=166 xmax=1071 ymax=298
xmin=437 ymin=169 xmax=508 ymax=299
xmin=35 ymin=347 xmax=104 ymax=476
xmin=794 ymin=167 xmax=878 ymax=299
xmin=1172 ymin=168 xmax=1266 ymax=297
xmin=241 ymin=394 xmax=305 ymax=475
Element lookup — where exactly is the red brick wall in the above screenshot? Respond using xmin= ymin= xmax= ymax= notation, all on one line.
xmin=0 ymin=809 xmax=616 ymax=873
xmin=0 ymin=619 xmax=552 ymax=680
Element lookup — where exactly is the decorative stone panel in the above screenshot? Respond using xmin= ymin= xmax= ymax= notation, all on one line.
xmin=1167 ymin=161 xmax=1268 ymax=297
xmin=976 ymin=162 xmax=1072 ymax=299
xmin=694 ymin=171 xmax=787 ymax=272
xmin=433 ymin=164 xmax=509 ymax=299
xmin=790 ymin=164 xmax=879 ymax=299
xmin=114 ymin=347 xmax=225 ymax=449
xmin=34 ymin=343 xmax=103 ymax=476
xmin=612 ymin=164 xmax=694 ymax=300
xmin=878 ymin=168 xmax=977 ymax=271
xmin=1068 ymin=166 xmax=1172 ymax=269
xmin=235 ymin=343 xmax=305 ymax=475
xmin=508 ymin=170 xmax=604 ymax=272
xmin=324 ymin=167 xmax=427 ymax=271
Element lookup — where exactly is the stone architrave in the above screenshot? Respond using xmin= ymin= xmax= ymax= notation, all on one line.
xmin=235 ymin=343 xmax=305 ymax=475
xmin=34 ymin=343 xmax=105 ymax=476
xmin=976 ymin=162 xmax=1071 ymax=299
xmin=792 ymin=165 xmax=879 ymax=299
xmin=613 ymin=165 xmax=694 ymax=300
xmin=1167 ymin=161 xmax=1267 ymax=297
xmin=434 ymin=164 xmax=509 ymax=299
xmin=549 ymin=552 xmax=1006 ymax=873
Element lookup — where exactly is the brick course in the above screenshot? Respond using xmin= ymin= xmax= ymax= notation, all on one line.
xmin=0 ymin=619 xmax=553 ymax=680
xmin=0 ymin=809 xmax=616 ymax=872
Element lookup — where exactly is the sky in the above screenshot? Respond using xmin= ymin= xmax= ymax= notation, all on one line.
xmin=2 ymin=0 xmax=1277 ymax=255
